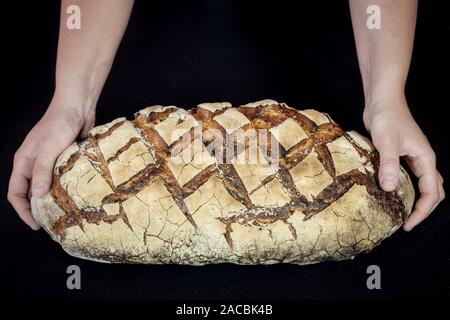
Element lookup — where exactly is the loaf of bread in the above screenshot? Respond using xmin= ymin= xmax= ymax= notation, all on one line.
xmin=31 ymin=99 xmax=414 ymax=265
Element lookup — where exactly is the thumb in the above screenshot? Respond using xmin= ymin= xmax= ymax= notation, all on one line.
xmin=32 ymin=151 xmax=57 ymax=198
xmin=375 ymin=136 xmax=400 ymax=192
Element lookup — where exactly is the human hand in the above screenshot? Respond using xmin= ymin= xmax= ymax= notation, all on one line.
xmin=364 ymin=95 xmax=445 ymax=231
xmin=7 ymin=94 xmax=95 ymax=230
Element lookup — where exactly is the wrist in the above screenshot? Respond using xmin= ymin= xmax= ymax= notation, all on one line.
xmin=363 ymin=91 xmax=409 ymax=130
xmin=364 ymin=79 xmax=404 ymax=102
xmin=49 ymin=88 xmax=96 ymax=127
xmin=54 ymin=59 xmax=112 ymax=116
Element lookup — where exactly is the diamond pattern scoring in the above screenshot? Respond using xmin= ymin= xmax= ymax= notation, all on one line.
xmin=154 ymin=109 xmax=199 ymax=145
xmin=168 ymin=138 xmax=217 ymax=187
xmin=49 ymin=100 xmax=406 ymax=255
xmin=213 ymin=109 xmax=250 ymax=134
xmin=270 ymin=118 xmax=308 ymax=150
xmin=289 ymin=151 xmax=333 ymax=201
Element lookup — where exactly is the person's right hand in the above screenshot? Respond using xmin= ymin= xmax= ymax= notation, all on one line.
xmin=7 ymin=95 xmax=96 ymax=230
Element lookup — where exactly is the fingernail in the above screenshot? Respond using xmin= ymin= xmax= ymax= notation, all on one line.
xmin=33 ymin=184 xmax=47 ymax=197
xmin=29 ymin=224 xmax=40 ymax=231
xmin=404 ymin=224 xmax=414 ymax=232
xmin=382 ymin=177 xmax=396 ymax=190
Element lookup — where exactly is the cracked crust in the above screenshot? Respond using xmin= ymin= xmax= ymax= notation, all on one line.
xmin=31 ymin=100 xmax=415 ymax=265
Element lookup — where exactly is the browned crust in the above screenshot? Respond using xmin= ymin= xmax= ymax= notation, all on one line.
xmin=47 ymin=101 xmax=409 ymax=251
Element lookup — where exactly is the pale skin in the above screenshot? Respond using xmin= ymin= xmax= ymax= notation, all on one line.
xmin=8 ymin=0 xmax=444 ymax=231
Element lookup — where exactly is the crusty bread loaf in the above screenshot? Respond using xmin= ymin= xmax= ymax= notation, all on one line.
xmin=31 ymin=99 xmax=414 ymax=265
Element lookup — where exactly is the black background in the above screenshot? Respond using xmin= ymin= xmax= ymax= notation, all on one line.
xmin=1 ymin=0 xmax=449 ymax=300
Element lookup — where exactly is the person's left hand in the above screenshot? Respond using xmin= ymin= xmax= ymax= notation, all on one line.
xmin=363 ymin=94 xmax=445 ymax=231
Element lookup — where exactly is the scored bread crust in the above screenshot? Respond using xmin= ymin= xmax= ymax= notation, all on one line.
xmin=31 ymin=100 xmax=414 ymax=265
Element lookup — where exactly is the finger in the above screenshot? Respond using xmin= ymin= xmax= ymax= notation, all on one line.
xmin=8 ymin=154 xmax=40 ymax=230
xmin=31 ymin=148 xmax=58 ymax=198
xmin=429 ymin=186 xmax=443 ymax=214
xmin=375 ymin=136 xmax=400 ymax=192
xmin=437 ymin=177 xmax=445 ymax=202
xmin=438 ymin=173 xmax=444 ymax=198
xmin=403 ymin=157 xmax=440 ymax=231
xmin=430 ymin=172 xmax=444 ymax=211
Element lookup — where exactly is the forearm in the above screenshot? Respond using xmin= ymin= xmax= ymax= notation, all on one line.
xmin=349 ymin=0 xmax=417 ymax=108
xmin=54 ymin=0 xmax=134 ymax=114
